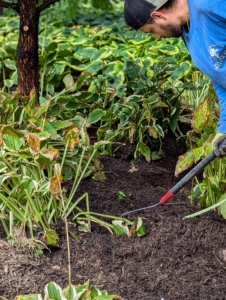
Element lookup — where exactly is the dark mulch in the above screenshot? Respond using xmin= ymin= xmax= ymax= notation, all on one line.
xmin=1 ymin=136 xmax=226 ymax=300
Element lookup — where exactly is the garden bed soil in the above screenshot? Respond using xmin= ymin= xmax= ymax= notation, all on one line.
xmin=1 ymin=135 xmax=226 ymax=300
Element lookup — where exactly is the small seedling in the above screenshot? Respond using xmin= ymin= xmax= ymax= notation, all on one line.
xmin=118 ymin=190 xmax=132 ymax=201
xmin=118 ymin=191 xmax=134 ymax=207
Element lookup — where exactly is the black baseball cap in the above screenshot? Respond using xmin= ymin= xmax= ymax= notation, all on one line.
xmin=124 ymin=0 xmax=168 ymax=29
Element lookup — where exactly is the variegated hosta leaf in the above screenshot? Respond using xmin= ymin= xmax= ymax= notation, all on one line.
xmin=63 ymin=284 xmax=86 ymax=300
xmin=192 ymin=99 xmax=213 ymax=133
xmin=44 ymin=282 xmax=66 ymax=300
xmin=175 ymin=150 xmax=195 ymax=177
xmin=129 ymin=217 xmax=146 ymax=237
xmin=112 ymin=220 xmax=130 ymax=236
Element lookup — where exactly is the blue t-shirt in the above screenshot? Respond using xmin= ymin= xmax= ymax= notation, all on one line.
xmin=182 ymin=0 xmax=226 ymax=133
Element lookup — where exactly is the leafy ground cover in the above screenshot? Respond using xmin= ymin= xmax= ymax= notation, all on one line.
xmin=1 ymin=4 xmax=226 ymax=299
xmin=1 ymin=135 xmax=226 ymax=300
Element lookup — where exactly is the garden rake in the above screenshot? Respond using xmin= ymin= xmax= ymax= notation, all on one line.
xmin=122 ymin=141 xmax=226 ymax=216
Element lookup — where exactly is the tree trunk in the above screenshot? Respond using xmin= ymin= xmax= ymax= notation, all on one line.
xmin=17 ymin=0 xmax=40 ymax=98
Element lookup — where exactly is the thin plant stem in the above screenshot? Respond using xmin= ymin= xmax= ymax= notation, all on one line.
xmin=56 ymin=171 xmax=71 ymax=286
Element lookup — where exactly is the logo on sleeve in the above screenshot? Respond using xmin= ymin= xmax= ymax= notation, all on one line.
xmin=209 ymin=45 xmax=226 ymax=70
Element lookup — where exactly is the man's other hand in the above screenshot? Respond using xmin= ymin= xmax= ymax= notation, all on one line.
xmin=212 ymin=133 xmax=226 ymax=157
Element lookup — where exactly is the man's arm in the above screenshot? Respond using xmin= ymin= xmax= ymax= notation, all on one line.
xmin=213 ymin=82 xmax=226 ymax=133
xmin=211 ymin=82 xmax=226 ymax=157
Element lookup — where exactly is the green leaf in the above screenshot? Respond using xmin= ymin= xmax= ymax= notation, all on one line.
xmin=112 ymin=220 xmax=130 ymax=236
xmin=63 ymin=284 xmax=77 ymax=300
xmin=135 ymin=217 xmax=147 ymax=237
xmin=55 ymin=96 xmax=71 ymax=105
xmin=92 ymin=49 xmax=113 ymax=61
xmin=3 ymin=131 xmax=23 ymax=151
xmin=86 ymin=60 xmax=104 ymax=74
xmin=103 ymin=61 xmax=124 ymax=75
xmin=118 ymin=191 xmax=126 ymax=200
xmin=35 ymin=100 xmax=51 ymax=118
xmin=72 ymin=36 xmax=89 ymax=46
xmin=155 ymin=44 xmax=179 ymax=55
xmin=44 ymin=122 xmax=57 ymax=138
xmin=3 ymin=58 xmax=17 ymax=70
xmin=36 ymin=151 xmax=55 ymax=165
xmin=13 ymin=106 xmax=24 ymax=124
xmin=14 ymin=295 xmax=42 ymax=300
xmin=45 ymin=42 xmax=58 ymax=55
xmin=44 ymin=282 xmax=64 ymax=300
xmin=94 ymin=295 xmax=119 ymax=300
xmin=220 ymin=196 xmax=226 ymax=219
xmin=90 ymin=286 xmax=101 ymax=298
xmin=184 ymin=193 xmax=226 ymax=219
xmin=75 ymin=72 xmax=89 ymax=90
xmin=193 ymin=147 xmax=204 ymax=161
xmin=125 ymin=61 xmax=142 ymax=79
xmin=51 ymin=121 xmax=73 ymax=130
xmin=0 ymin=49 xmax=6 ymax=59
xmin=4 ymin=79 xmax=13 ymax=88
xmin=136 ymin=142 xmax=151 ymax=163
xmin=170 ymin=61 xmax=191 ymax=81
xmin=175 ymin=150 xmax=195 ymax=177
xmin=0 ymin=162 xmax=7 ymax=173
xmin=87 ymin=109 xmax=106 ymax=124
xmin=44 ymin=229 xmax=59 ymax=247
xmin=77 ymin=221 xmax=90 ymax=233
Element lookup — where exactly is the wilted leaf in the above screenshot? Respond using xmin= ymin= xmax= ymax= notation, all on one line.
xmin=43 ymin=148 xmax=59 ymax=161
xmin=148 ymin=127 xmax=158 ymax=139
xmin=192 ymin=100 xmax=213 ymax=133
xmin=129 ymin=123 xmax=136 ymax=143
xmin=50 ymin=175 xmax=62 ymax=200
xmin=65 ymin=126 xmax=80 ymax=151
xmin=175 ymin=150 xmax=195 ymax=176
xmin=26 ymin=133 xmax=40 ymax=154
xmin=63 ymin=73 xmax=75 ymax=88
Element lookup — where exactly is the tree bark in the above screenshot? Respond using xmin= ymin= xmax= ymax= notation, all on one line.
xmin=17 ymin=0 xmax=40 ymax=98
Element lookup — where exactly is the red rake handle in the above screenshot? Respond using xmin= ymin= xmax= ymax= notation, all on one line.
xmin=159 ymin=151 xmax=216 ymax=205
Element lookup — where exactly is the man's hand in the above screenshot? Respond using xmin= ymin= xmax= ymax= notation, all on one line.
xmin=212 ymin=133 xmax=226 ymax=157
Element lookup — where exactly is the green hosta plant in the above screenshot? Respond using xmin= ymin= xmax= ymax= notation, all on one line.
xmin=0 ymin=91 xmax=146 ymax=250
xmin=4 ymin=281 xmax=122 ymax=300
xmin=0 ymin=14 xmax=197 ymax=162
xmin=175 ymin=83 xmax=226 ymax=219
